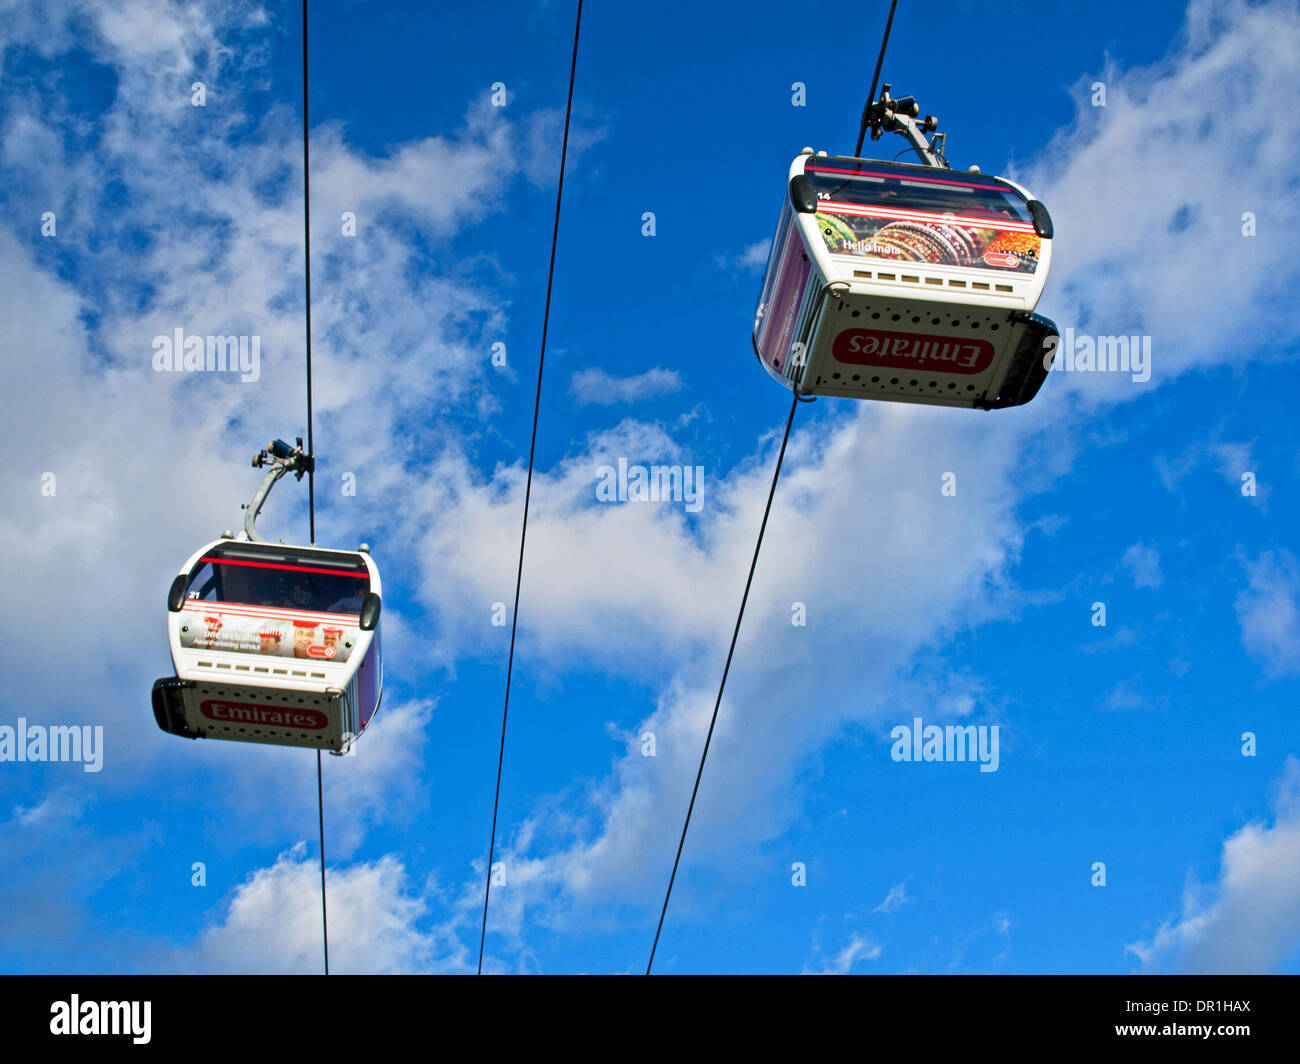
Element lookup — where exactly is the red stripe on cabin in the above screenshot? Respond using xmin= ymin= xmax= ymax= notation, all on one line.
xmin=816 ymin=201 xmax=1036 ymax=233
xmin=199 ymin=556 xmax=369 ymax=578
xmin=181 ymin=602 xmax=361 ymax=623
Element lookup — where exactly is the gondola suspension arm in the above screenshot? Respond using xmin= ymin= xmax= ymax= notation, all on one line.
xmin=242 ymin=437 xmax=314 ymax=543
xmin=864 ymin=84 xmax=947 ymax=168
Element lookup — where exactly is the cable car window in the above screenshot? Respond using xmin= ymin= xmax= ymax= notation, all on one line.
xmin=184 ymin=546 xmax=370 ymax=615
xmin=806 ymin=160 xmax=1033 ymax=221
xmin=804 ymin=158 xmax=1042 ymax=272
xmin=185 ymin=560 xmax=222 ymax=602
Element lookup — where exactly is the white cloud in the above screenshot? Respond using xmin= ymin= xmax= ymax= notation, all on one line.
xmin=1121 ymin=542 xmax=1162 ymax=589
xmin=11 ymin=789 xmax=88 ymax=830
xmin=519 ymin=106 xmax=608 ymax=188
xmin=873 ymin=881 xmax=910 ymax=915
xmin=713 ymin=238 xmax=772 ymax=276
xmin=569 ymin=367 xmax=683 ymax=406
xmin=1155 ymin=438 xmax=1262 ymax=503
xmin=1128 ymin=757 xmax=1300 ymax=973
xmin=1236 ymin=551 xmax=1300 ymax=677
xmin=736 ymin=239 xmax=772 ymax=273
xmin=804 ymin=932 xmax=882 ymax=975
xmin=201 ymin=699 xmax=437 ymax=860
xmin=186 ymin=843 xmax=467 ymax=974
xmin=310 ymin=104 xmax=522 ymax=237
xmin=449 ymin=403 xmax=1038 ymax=947
xmin=1020 ymin=0 xmax=1300 ymax=404
xmin=1106 ymin=678 xmax=1150 ymax=711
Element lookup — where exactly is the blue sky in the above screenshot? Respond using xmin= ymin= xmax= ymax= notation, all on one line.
xmin=1 ymin=0 xmax=1299 ymax=974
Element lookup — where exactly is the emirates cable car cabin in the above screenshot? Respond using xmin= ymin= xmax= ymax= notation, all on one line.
xmin=151 ymin=440 xmax=383 ymax=754
xmin=754 ymin=145 xmax=1058 ymax=409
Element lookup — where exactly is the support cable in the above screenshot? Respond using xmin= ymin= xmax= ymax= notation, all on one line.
xmin=648 ymin=0 xmax=901 ymax=972
xmin=645 ymin=393 xmax=799 ymax=974
xmin=301 ymin=0 xmax=328 ymax=977
xmin=855 ymin=0 xmax=900 ymax=157
xmin=476 ymin=0 xmax=584 ymax=976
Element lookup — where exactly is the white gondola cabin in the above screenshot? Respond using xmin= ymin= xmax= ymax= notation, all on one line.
xmin=152 ymin=538 xmax=382 ymax=754
xmin=152 ymin=439 xmax=383 ymax=755
xmin=754 ymin=150 xmax=1059 ymax=408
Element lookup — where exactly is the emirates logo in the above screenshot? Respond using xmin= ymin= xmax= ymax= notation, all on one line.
xmin=832 ymin=329 xmax=995 ymax=375
xmin=199 ymin=699 xmax=328 ymax=730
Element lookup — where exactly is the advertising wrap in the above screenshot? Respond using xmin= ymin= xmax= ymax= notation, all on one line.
xmin=178 ymin=602 xmax=359 ymax=664
xmin=804 ymin=162 xmax=1042 ymax=274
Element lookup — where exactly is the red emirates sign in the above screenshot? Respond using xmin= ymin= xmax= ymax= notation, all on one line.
xmin=982 ymin=251 xmax=1021 ymax=268
xmin=199 ymin=699 xmax=329 ymax=730
xmin=832 ymin=329 xmax=996 ymax=375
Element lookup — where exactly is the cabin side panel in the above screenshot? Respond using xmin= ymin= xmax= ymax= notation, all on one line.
xmin=357 ymin=627 xmax=381 ymax=732
xmin=755 ymin=203 xmax=812 ymax=376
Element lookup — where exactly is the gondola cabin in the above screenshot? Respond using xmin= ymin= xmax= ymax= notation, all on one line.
xmin=152 ymin=537 xmax=382 ymax=754
xmin=754 ymin=150 xmax=1059 ymax=408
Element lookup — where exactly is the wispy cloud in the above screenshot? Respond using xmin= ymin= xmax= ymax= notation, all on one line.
xmin=713 ymin=237 xmax=771 ymax=276
xmin=569 ymin=367 xmax=683 ymax=406
xmin=873 ymin=881 xmax=910 ymax=915
xmin=1236 ymin=551 xmax=1300 ymax=678
xmin=803 ymin=932 xmax=882 ymax=975
xmin=1121 ymin=542 xmax=1163 ymax=590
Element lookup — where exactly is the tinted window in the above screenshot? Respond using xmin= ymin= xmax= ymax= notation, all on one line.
xmin=805 ymin=158 xmax=1033 ymax=224
xmin=185 ymin=545 xmax=370 ymax=615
